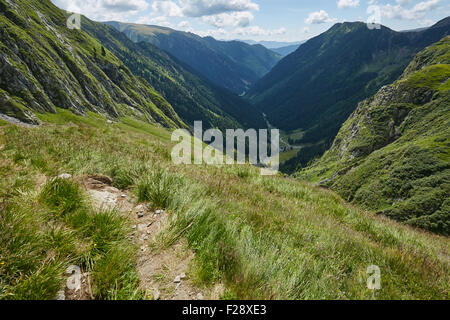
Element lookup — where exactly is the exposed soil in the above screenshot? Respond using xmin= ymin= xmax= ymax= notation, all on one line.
xmin=80 ymin=174 xmax=212 ymax=300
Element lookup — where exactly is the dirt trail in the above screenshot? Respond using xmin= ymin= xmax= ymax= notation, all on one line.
xmin=82 ymin=174 xmax=218 ymax=300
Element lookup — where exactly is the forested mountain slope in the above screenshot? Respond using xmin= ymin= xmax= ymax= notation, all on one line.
xmin=299 ymin=36 xmax=450 ymax=235
xmin=84 ymin=20 xmax=266 ymax=130
xmin=0 ymin=0 xmax=265 ymax=131
xmin=105 ymin=22 xmax=281 ymax=95
xmin=249 ymin=18 xmax=450 ymax=167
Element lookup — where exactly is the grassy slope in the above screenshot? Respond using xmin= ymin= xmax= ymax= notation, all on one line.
xmin=0 ymin=112 xmax=448 ymax=300
xmin=299 ymin=37 xmax=450 ymax=235
xmin=0 ymin=0 xmax=184 ymax=129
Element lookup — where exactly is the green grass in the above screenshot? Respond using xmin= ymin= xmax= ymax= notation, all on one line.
xmin=0 ymin=145 xmax=143 ymax=300
xmin=401 ymin=64 xmax=450 ymax=92
xmin=279 ymin=149 xmax=300 ymax=163
xmin=1 ymin=112 xmax=448 ymax=300
xmin=135 ymin=168 xmax=183 ymax=208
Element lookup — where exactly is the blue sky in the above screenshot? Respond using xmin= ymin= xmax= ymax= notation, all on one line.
xmin=52 ymin=0 xmax=450 ymax=41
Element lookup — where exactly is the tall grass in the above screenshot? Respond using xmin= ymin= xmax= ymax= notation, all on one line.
xmin=136 ymin=168 xmax=183 ymax=208
xmin=1 ymin=114 xmax=449 ymax=300
xmin=0 ymin=162 xmax=143 ymax=300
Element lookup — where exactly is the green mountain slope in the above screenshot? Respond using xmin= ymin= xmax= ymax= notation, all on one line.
xmin=0 ymin=0 xmax=184 ymax=128
xmin=105 ymin=22 xmax=281 ymax=95
xmin=0 ymin=0 xmax=265 ymax=132
xmin=299 ymin=36 xmax=450 ymax=235
xmin=83 ymin=20 xmax=266 ymax=131
xmin=1 ymin=111 xmax=449 ymax=299
xmin=248 ymin=18 xmax=450 ymax=167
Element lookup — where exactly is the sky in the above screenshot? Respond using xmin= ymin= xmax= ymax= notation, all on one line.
xmin=52 ymin=0 xmax=450 ymax=42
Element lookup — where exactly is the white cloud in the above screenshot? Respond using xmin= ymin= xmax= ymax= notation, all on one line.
xmin=53 ymin=0 xmax=148 ymax=21
xmin=152 ymin=1 xmax=183 ymax=17
xmin=395 ymin=0 xmax=411 ymax=5
xmin=181 ymin=0 xmax=259 ymax=17
xmin=135 ymin=15 xmax=173 ymax=27
xmin=202 ymin=11 xmax=254 ymax=28
xmin=178 ymin=20 xmax=190 ymax=28
xmin=337 ymin=0 xmax=360 ymax=9
xmin=305 ymin=10 xmax=337 ymax=24
xmin=379 ymin=0 xmax=440 ymax=20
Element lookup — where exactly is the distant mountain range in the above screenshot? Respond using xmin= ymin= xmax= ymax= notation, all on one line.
xmin=300 ymin=36 xmax=450 ymax=235
xmin=248 ymin=17 xmax=450 ymax=168
xmin=240 ymin=40 xmax=305 ymax=56
xmin=240 ymin=40 xmax=304 ymax=49
xmin=271 ymin=44 xmax=303 ymax=56
xmin=105 ymin=22 xmax=281 ymax=95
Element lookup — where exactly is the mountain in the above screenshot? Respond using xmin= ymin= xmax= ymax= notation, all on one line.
xmin=248 ymin=18 xmax=450 ymax=167
xmin=83 ymin=21 xmax=266 ymax=131
xmin=0 ymin=0 xmax=265 ymax=131
xmin=105 ymin=22 xmax=282 ymax=95
xmin=299 ymin=36 xmax=450 ymax=235
xmin=241 ymin=40 xmax=303 ymax=49
xmin=272 ymin=44 xmax=301 ymax=56
xmin=0 ymin=0 xmax=185 ymax=128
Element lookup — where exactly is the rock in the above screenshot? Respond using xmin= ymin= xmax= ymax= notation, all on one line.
xmin=58 ymin=173 xmax=72 ymax=179
xmin=175 ymin=282 xmax=181 ymax=290
xmin=179 ymin=273 xmax=186 ymax=280
xmin=155 ymin=209 xmax=164 ymax=214
xmin=121 ymin=194 xmax=126 ymax=198
xmin=174 ymin=276 xmax=181 ymax=283
xmin=136 ymin=204 xmax=146 ymax=211
xmin=132 ymin=225 xmax=137 ymax=229
xmin=140 ymin=234 xmax=149 ymax=241
xmin=137 ymin=224 xmax=147 ymax=232
xmin=88 ymin=189 xmax=117 ymax=210
xmin=140 ymin=245 xmax=147 ymax=252
xmin=106 ymin=120 xmax=113 ymax=124
xmin=135 ymin=204 xmax=146 ymax=218
xmin=196 ymin=293 xmax=204 ymax=300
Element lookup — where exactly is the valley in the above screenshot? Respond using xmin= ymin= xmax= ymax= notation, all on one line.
xmin=0 ymin=0 xmax=448 ymax=302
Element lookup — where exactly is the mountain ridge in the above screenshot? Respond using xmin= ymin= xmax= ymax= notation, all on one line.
xmin=0 ymin=0 xmax=265 ymax=131
xmin=299 ymin=36 xmax=450 ymax=234
xmin=249 ymin=17 xmax=450 ymax=170
xmin=105 ymin=21 xmax=282 ymax=94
